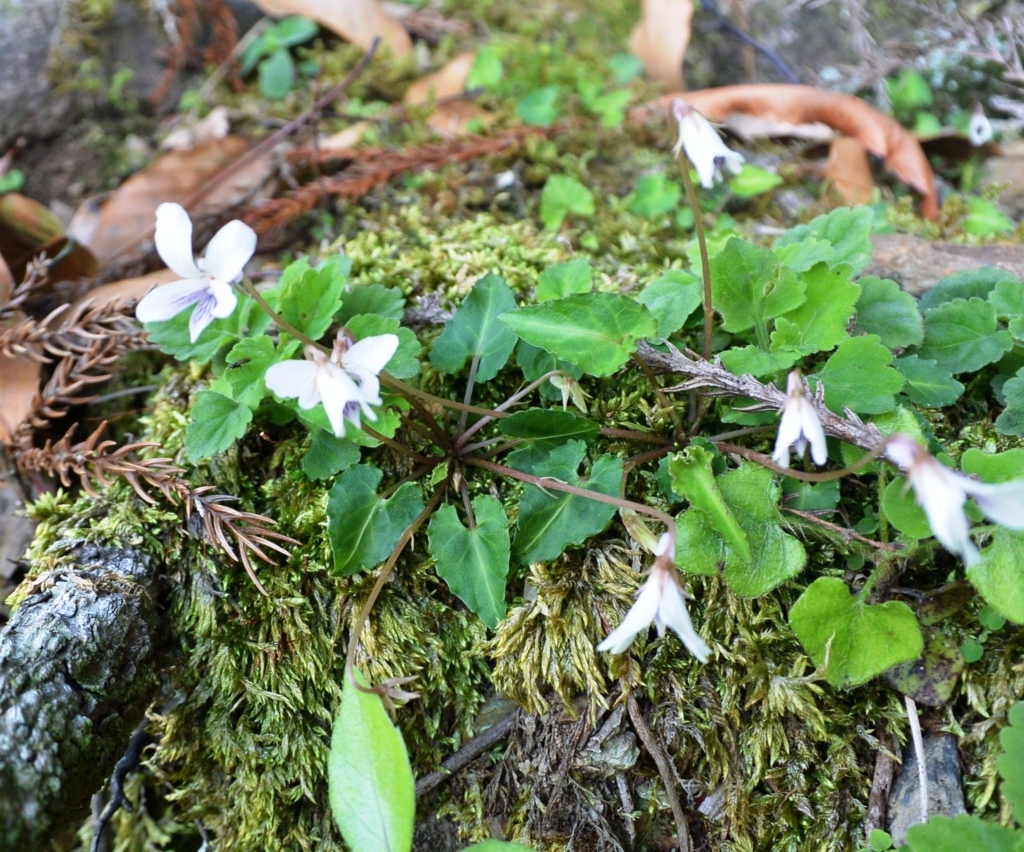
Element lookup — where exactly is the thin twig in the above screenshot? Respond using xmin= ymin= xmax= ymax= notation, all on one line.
xmin=414 ymin=710 xmax=520 ymax=798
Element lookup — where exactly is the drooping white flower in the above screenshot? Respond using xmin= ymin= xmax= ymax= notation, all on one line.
xmin=598 ymin=534 xmax=711 ymax=662
xmin=136 ymin=202 xmax=257 ymax=342
xmin=885 ymin=433 xmax=1024 ymax=565
xmin=772 ymin=370 xmax=828 ymax=469
xmin=968 ymin=105 xmax=993 ymax=147
xmin=264 ymin=331 xmax=399 ymax=438
xmin=671 ymin=98 xmax=745 ymax=189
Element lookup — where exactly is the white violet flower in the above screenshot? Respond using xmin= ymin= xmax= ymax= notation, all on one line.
xmin=772 ymin=370 xmax=828 ymax=469
xmin=136 ymin=202 xmax=257 ymax=343
xmin=885 ymin=433 xmax=1024 ymax=566
xmin=264 ymin=331 xmax=399 ymax=438
xmin=597 ymin=533 xmax=711 ymax=662
xmin=968 ymin=105 xmax=993 ymax=147
xmin=671 ymin=98 xmax=745 ymax=189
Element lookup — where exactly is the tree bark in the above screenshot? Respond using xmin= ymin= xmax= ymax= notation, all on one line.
xmin=0 ymin=542 xmax=162 ymax=849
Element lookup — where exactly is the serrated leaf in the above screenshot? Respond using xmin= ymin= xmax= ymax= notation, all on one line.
xmin=967 ymin=529 xmax=1024 ymax=624
xmin=275 ymin=256 xmax=347 ymax=340
xmin=996 ymin=368 xmax=1024 ymax=436
xmin=919 ymin=267 xmax=1017 ymax=312
xmin=775 ymin=207 xmax=874 ymax=273
xmin=223 ymin=335 xmax=276 ymax=408
xmin=536 ymin=259 xmax=593 ymax=301
xmin=789 ymin=576 xmax=923 ymax=688
xmin=895 ymin=355 xmax=964 ymax=407
xmin=773 ymin=237 xmax=835 ymax=273
xmin=185 ymin=390 xmax=253 ymax=460
xmin=814 ymin=335 xmax=904 ymax=414
xmin=498 ymin=293 xmax=656 ymax=377
xmin=427 ymin=496 xmax=510 ymax=629
xmin=512 ymin=441 xmax=623 ymax=563
xmin=328 ymin=668 xmax=414 ymax=852
xmin=709 ymin=238 xmax=805 ymax=336
xmin=539 ymin=174 xmax=593 ymax=230
xmin=675 ymin=464 xmax=806 ymax=597
xmin=430 ymin=274 xmax=518 ymax=383
xmin=998 ymin=702 xmax=1024 ymax=825
xmin=499 ymin=408 xmax=599 ymax=447
xmin=636 ymin=271 xmax=702 ymax=338
xmin=336 ymin=282 xmax=404 ymax=325
xmin=302 ymin=430 xmax=361 ymax=480
xmin=904 ymin=814 xmax=1019 ymax=852
xmin=855 ymin=276 xmax=924 ymax=348
xmin=326 ymin=465 xmax=425 ymax=575
xmin=347 ymin=314 xmax=421 ymax=380
xmin=770 ymin=262 xmax=860 ymax=356
xmin=917 ymin=297 xmax=1013 ymax=373
xmin=668 ymin=446 xmax=751 ymax=563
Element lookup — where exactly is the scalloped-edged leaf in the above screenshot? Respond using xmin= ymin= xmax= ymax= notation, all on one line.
xmin=814 ymin=334 xmax=904 ymax=414
xmin=185 ymin=390 xmax=253 ymax=460
xmin=498 ymin=293 xmax=656 ymax=377
xmin=776 ymin=207 xmax=874 ymax=274
xmin=326 ymin=465 xmax=425 ymax=575
xmin=428 ymin=496 xmax=510 ymax=629
xmin=430 ymin=273 xmax=519 ymax=382
xmin=709 ymin=238 xmax=805 ymax=335
xmin=855 ymin=276 xmax=924 ymax=348
xmin=917 ymin=297 xmax=1013 ymax=374
xmin=789 ymin=576 xmax=923 ymax=689
xmin=274 ymin=256 xmax=348 ymax=341
xmin=328 ymin=668 xmax=414 ymax=852
xmin=895 ymin=355 xmax=964 ymax=408
xmin=919 ymin=267 xmax=1017 ymax=312
xmin=536 ymin=259 xmax=593 ymax=301
xmin=770 ymin=262 xmax=860 ymax=356
xmin=636 ymin=271 xmax=702 ymax=338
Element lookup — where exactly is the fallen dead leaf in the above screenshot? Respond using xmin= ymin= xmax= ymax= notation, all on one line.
xmin=722 ymin=113 xmax=835 ymax=144
xmin=823 ymin=136 xmax=876 ymax=206
xmin=629 ymin=0 xmax=694 ymax=89
xmin=250 ymin=0 xmax=411 ymax=55
xmin=161 ymin=106 xmax=231 ymax=150
xmin=404 ymin=52 xmax=492 ymax=135
xmin=0 ymin=194 xmax=97 ymax=283
xmin=73 ymin=136 xmax=275 ymax=268
xmin=633 ymin=85 xmax=939 ymax=219
xmin=68 ymin=268 xmax=178 ymax=314
xmin=0 ymin=250 xmax=13 ymax=303
xmin=0 ymin=325 xmax=41 ymax=444
xmin=322 ymin=122 xmax=373 ymax=150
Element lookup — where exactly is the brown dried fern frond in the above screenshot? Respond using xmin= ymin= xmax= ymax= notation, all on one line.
xmin=15 ymin=423 xmax=296 ymax=595
xmin=0 ymin=299 xmax=145 ymax=363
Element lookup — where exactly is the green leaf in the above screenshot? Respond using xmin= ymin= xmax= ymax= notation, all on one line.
xmin=854 ymin=276 xmax=924 ymax=348
xmin=274 ymin=256 xmax=348 ymax=341
xmin=773 ymin=237 xmax=835 ymax=273
xmin=536 ymin=259 xmax=593 ymax=302
xmin=328 ymin=668 xmax=415 ymax=852
xmin=467 ymin=46 xmax=503 ymax=89
xmin=967 ymin=530 xmax=1024 ymax=624
xmin=961 ymin=447 xmax=1024 ymax=482
xmin=627 ymin=174 xmax=681 ymax=217
xmin=718 ymin=345 xmax=799 ymax=378
xmin=540 ymin=174 xmax=594 ymax=230
xmin=302 ymin=430 xmax=361 ymax=480
xmin=514 ymin=341 xmax=583 ymax=402
xmin=222 ymin=335 xmax=275 ymax=408
xmin=917 ymin=298 xmax=1013 ymax=373
xmin=990 ymin=278 xmax=1024 ymax=333
xmin=775 ymin=207 xmax=874 ymax=274
xmin=512 ymin=441 xmax=623 ymax=563
xmin=336 ymin=282 xmax=404 ymax=325
xmin=347 ymin=315 xmax=421 ymax=380
xmin=770 ymin=262 xmax=860 ymax=356
xmin=880 ymin=476 xmax=931 ymax=540
xmin=636 ymin=271 xmax=702 ymax=338
xmin=905 ymin=815 xmax=1019 ymax=852
xmin=326 ymin=465 xmax=425 ymax=576
xmin=273 ymin=16 xmax=319 ymax=47
xmin=728 ymin=163 xmax=783 ymax=198
xmin=675 ymin=464 xmax=806 ymax=597
xmin=427 ymin=496 xmax=510 ymax=629
xmin=498 ymin=292 xmax=656 ymax=377
xmin=961 ymin=639 xmax=985 ymax=663
xmin=919 ymin=267 xmax=1016 ymax=312
xmin=783 ymin=478 xmax=841 ymax=512
xmin=185 ymin=391 xmax=253 ymax=460
xmin=883 ymin=627 xmax=964 ymax=707
xmin=499 ymin=408 xmax=599 ymax=448
xmin=887 ymin=68 xmax=932 ymax=111
xmin=145 ymin=294 xmax=263 ymax=364
xmin=963 ymin=198 xmax=1016 ymax=236
xmin=259 ymin=48 xmax=296 ymax=99
xmin=996 ymin=368 xmax=1024 ymax=436
xmin=608 ymin=53 xmax=645 ymax=83
xmin=895 ymin=355 xmax=964 ymax=407
xmin=788 ymin=576 xmax=923 ymax=688
xmin=668 ymin=446 xmax=751 ymax=563
xmin=869 ymin=828 xmax=894 ymax=851
xmin=516 ymin=85 xmax=560 ymax=127
xmin=709 ymin=238 xmax=806 ymax=336
xmin=998 ymin=702 xmax=1024 ymax=825
xmin=814 ymin=335 xmax=904 ymax=414
xmin=465 ymin=843 xmax=535 ymax=852
xmin=588 ymin=88 xmax=632 ymax=128
xmin=430 ymin=273 xmax=519 ymax=382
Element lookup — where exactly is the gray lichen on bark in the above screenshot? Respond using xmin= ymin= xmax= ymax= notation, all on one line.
xmin=0 ymin=541 xmax=161 ymax=849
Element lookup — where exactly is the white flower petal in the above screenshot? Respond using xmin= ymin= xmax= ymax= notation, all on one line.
xmin=154 ymin=203 xmax=203 ymax=279
xmin=319 ymin=366 xmax=361 ymax=438
xmin=208 ymin=279 xmax=238 ymax=319
xmin=969 ymin=111 xmax=993 ymax=147
xmin=965 ymin=479 xmax=1024 ymax=530
xmin=135 ymin=277 xmax=209 ymax=324
xmin=265 ymin=360 xmax=319 ymax=404
xmin=188 ymin=293 xmax=220 ymax=342
xmin=654 ymin=533 xmax=672 ymax=558
xmin=597 ymin=579 xmax=662 ymax=654
xmin=344 ymin=334 xmax=400 ymax=375
xmin=202 ymin=219 xmax=257 ymax=284
xmin=656 ymin=581 xmax=711 ymax=663
xmin=772 ymin=406 xmax=803 ymax=468
xmin=913 ymin=464 xmax=976 ymax=564
xmin=800 ymin=401 xmax=828 ymax=465
xmin=884 ymin=433 xmax=920 ymax=470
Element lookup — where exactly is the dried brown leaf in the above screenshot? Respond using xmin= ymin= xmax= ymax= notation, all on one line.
xmin=823 ymin=136 xmax=876 ymax=206
xmin=0 ymin=334 xmax=40 ymax=443
xmin=0 ymin=194 xmax=97 ymax=283
xmin=251 ymin=0 xmax=411 ymax=55
xmin=628 ymin=0 xmax=694 ymax=89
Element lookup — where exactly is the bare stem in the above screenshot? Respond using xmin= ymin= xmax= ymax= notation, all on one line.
xmin=677 ymin=161 xmax=713 ymax=362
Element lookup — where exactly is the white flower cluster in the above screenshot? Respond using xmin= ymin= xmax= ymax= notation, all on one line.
xmin=671 ymin=99 xmax=745 ymax=190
